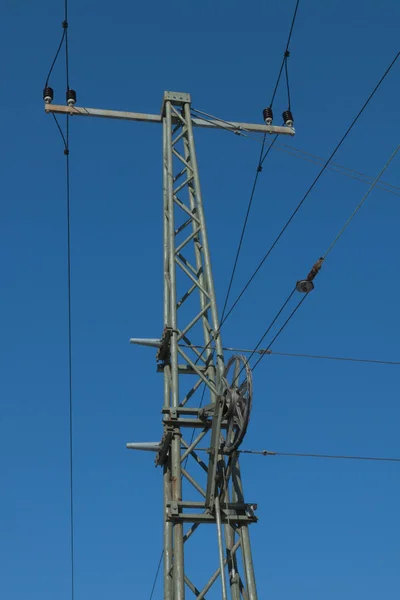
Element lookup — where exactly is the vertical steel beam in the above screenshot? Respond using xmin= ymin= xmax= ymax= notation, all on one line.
xmin=215 ymin=496 xmax=228 ymax=600
xmin=164 ymin=100 xmax=185 ymax=599
xmin=232 ymin=454 xmax=258 ymax=600
xmin=160 ymin=93 xmax=258 ymax=600
xmin=162 ymin=117 xmax=173 ymax=600
xmin=183 ymin=103 xmax=225 ymax=387
xmin=223 ymin=478 xmax=241 ymax=600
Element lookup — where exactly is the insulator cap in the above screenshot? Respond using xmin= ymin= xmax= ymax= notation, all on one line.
xmin=43 ymin=86 xmax=54 ymax=104
xmin=296 ymin=279 xmax=314 ymax=293
xmin=66 ymin=88 xmax=77 ymax=107
xmin=263 ymin=106 xmax=273 ymax=125
xmin=283 ymin=109 xmax=294 ymax=127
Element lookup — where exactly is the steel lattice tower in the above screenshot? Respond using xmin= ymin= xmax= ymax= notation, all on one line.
xmin=45 ymin=90 xmax=295 ymax=600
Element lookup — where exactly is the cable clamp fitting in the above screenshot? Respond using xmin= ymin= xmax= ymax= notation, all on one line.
xmin=62 ymin=20 xmax=68 ymax=28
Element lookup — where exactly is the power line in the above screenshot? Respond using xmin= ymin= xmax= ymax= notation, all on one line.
xmin=230 ymin=287 xmax=307 ymax=388
xmin=269 ymin=351 xmax=400 ymax=366
xmin=277 ymin=144 xmax=400 ymax=195
xmin=46 ymin=1 xmax=75 ymax=597
xmin=65 ymin=114 xmax=75 ymax=600
xmin=220 ymin=51 xmax=399 ymax=329
xmin=180 ymin=344 xmax=400 ymax=366
xmin=148 ymin=550 xmax=164 ymax=600
xmin=221 ymin=0 xmax=301 ymax=320
xmin=244 ymin=140 xmax=400 ymax=379
xmin=250 ymin=291 xmax=307 ymax=375
xmin=323 ymin=143 xmax=400 ymax=258
xmin=238 ymin=450 xmax=400 ymax=463
xmin=44 ymin=27 xmax=67 ymax=87
xmin=240 ymin=288 xmax=296 ymax=369
xmin=269 ymin=0 xmax=301 ymax=108
xmin=220 ymin=134 xmax=270 ymax=322
xmin=191 ymin=448 xmax=400 ymax=463
xmin=186 ymin=114 xmax=400 ymax=198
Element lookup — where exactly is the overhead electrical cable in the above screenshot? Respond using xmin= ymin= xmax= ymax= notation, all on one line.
xmin=180 ymin=345 xmax=400 ymax=366
xmin=222 ymin=51 xmax=400 ymax=329
xmin=220 ymin=0 xmax=302 ymax=323
xmin=220 ymin=134 xmax=270 ymax=322
xmin=193 ymin=52 xmax=399 ymax=375
xmin=241 ymin=141 xmax=400 ymax=381
xmin=187 ymin=112 xmax=400 ymax=197
xmin=269 ymin=0 xmax=301 ymax=109
xmin=323 ymin=144 xmax=400 ymax=258
xmin=232 ymin=288 xmax=307 ymax=385
xmin=44 ymin=1 xmax=75 ymax=598
xmin=148 ymin=550 xmax=164 ymax=600
xmin=192 ymin=448 xmax=400 ymax=463
xmin=44 ymin=27 xmax=67 ymax=88
xmin=267 ymin=351 xmax=400 ymax=366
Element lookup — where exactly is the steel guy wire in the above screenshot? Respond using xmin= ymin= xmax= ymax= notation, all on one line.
xmin=192 ymin=448 xmax=400 ymax=463
xmin=180 ymin=345 xmax=400 ymax=366
xmin=323 ymin=144 xmax=400 ymax=259
xmin=187 ymin=113 xmax=400 ymax=197
xmin=190 ymin=108 xmax=250 ymax=138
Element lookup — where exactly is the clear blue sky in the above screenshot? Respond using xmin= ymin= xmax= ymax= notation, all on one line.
xmin=1 ymin=0 xmax=400 ymax=598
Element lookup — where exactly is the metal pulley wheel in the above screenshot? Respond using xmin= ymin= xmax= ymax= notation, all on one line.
xmin=222 ymin=355 xmax=253 ymax=453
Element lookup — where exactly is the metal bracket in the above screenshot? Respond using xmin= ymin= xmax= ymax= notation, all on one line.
xmin=156 ymin=327 xmax=172 ymax=365
xmin=155 ymin=428 xmax=174 ymax=466
xmin=161 ymin=91 xmax=192 ymax=116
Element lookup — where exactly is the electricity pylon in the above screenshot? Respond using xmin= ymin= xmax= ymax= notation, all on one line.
xmin=45 ymin=91 xmax=295 ymax=599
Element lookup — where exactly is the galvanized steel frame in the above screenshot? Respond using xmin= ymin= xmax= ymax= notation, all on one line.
xmin=161 ymin=92 xmax=258 ymax=600
xmin=45 ymin=91 xmax=262 ymax=600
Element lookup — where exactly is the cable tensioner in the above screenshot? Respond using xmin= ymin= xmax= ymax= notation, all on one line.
xmin=296 ymin=257 xmax=324 ymax=293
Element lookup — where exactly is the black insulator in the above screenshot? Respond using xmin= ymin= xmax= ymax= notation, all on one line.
xmin=66 ymin=88 xmax=77 ymax=106
xmin=43 ymin=86 xmax=54 ymax=103
xmin=263 ymin=106 xmax=273 ymax=124
xmin=282 ymin=109 xmax=294 ymax=126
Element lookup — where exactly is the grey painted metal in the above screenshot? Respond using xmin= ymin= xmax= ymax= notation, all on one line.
xmin=126 ymin=442 xmax=161 ymax=451
xmin=129 ymin=337 xmax=162 ymax=348
xmin=57 ymin=90 xmax=261 ymax=599
xmin=165 ymin=99 xmax=185 ymax=600
xmin=241 ymin=527 xmax=258 ymax=600
xmin=215 ymin=496 xmax=229 ymax=600
xmin=44 ymin=103 xmax=296 ymax=134
xmin=157 ymin=94 xmax=259 ymax=599
xmin=162 ymin=115 xmax=174 ymax=600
